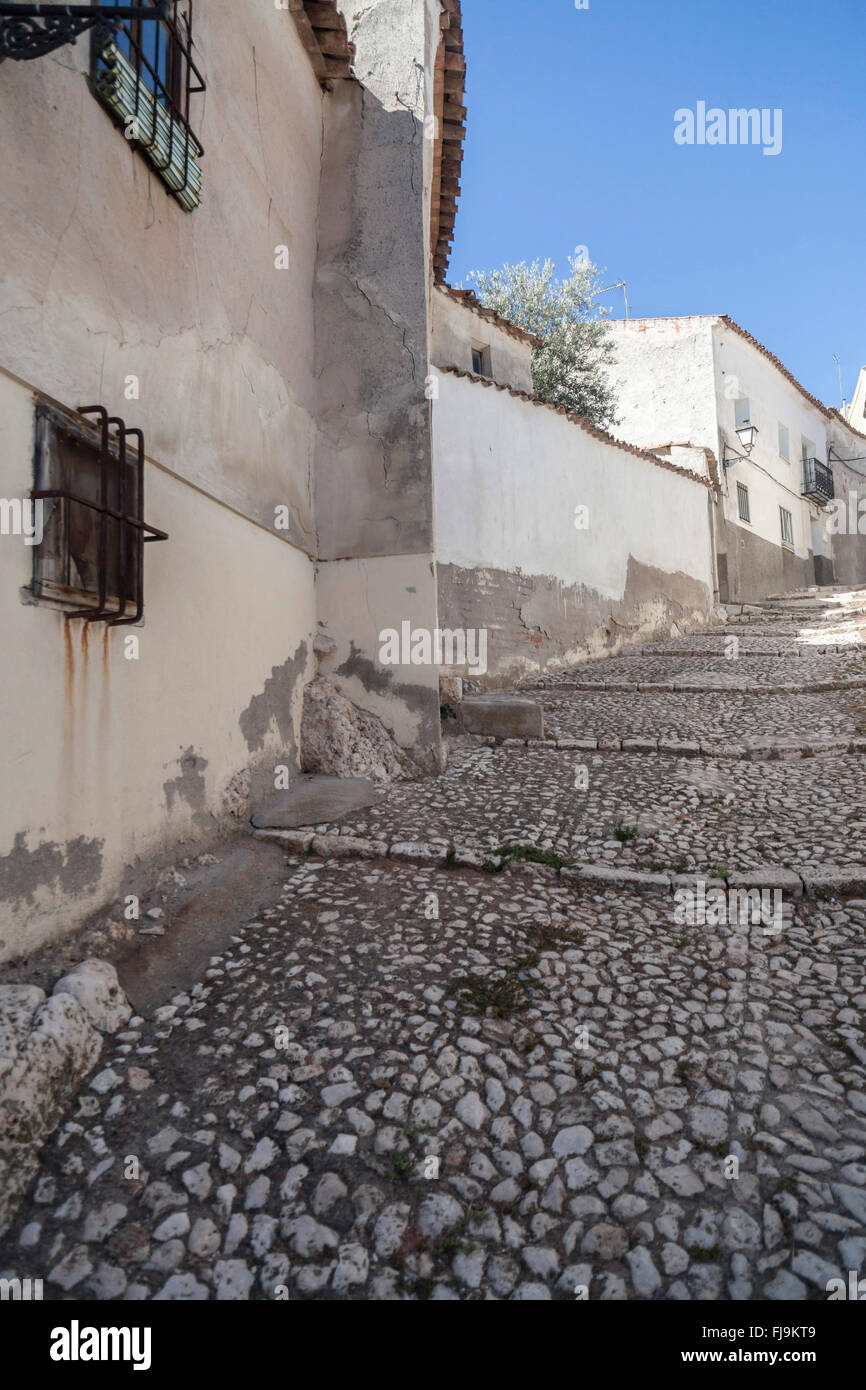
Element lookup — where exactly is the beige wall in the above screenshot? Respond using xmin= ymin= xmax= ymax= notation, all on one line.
xmin=0 ymin=0 xmax=323 ymax=552
xmin=0 ymin=0 xmax=447 ymax=960
xmin=0 ymin=370 xmax=315 ymax=963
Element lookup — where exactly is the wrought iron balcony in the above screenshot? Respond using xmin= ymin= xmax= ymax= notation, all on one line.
xmin=802 ymin=457 xmax=834 ymax=505
xmin=0 ymin=4 xmax=168 ymax=62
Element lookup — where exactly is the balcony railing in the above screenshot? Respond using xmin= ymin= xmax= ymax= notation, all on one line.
xmin=802 ymin=457 xmax=834 ymax=505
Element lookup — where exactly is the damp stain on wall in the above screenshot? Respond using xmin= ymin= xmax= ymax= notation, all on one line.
xmin=0 ymin=830 xmax=104 ymax=909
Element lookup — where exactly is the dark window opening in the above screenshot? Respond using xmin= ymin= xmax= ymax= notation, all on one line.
xmin=91 ymin=1 xmax=205 ymax=211
xmin=471 ymin=344 xmax=492 ymax=377
xmin=32 ymin=401 xmax=167 ymax=625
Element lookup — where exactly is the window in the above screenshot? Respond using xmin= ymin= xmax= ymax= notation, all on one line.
xmin=471 ymin=344 xmax=492 ymax=377
xmin=91 ymin=2 xmax=205 ymax=211
xmin=801 ymin=437 xmax=815 ymax=463
xmin=736 ymin=482 xmax=751 ymax=522
xmin=31 ymin=401 xmax=167 ymax=624
xmin=778 ymin=424 xmax=790 ymax=461
xmin=734 ymin=398 xmax=751 ymax=429
xmin=780 ymin=506 xmax=795 ymax=550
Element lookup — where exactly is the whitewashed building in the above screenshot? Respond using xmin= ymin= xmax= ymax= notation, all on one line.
xmin=605 ymin=315 xmax=866 ymax=601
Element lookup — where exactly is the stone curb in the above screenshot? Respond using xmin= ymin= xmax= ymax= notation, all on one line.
xmin=522 ymin=678 xmax=866 ymax=695
xmin=490 ymin=735 xmax=865 ymax=760
xmin=252 ymin=830 xmax=866 ymax=901
xmin=632 ymin=646 xmax=854 ymax=658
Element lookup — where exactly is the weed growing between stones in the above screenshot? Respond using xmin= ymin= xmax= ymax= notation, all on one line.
xmin=447 ymin=920 xmax=585 ymax=1018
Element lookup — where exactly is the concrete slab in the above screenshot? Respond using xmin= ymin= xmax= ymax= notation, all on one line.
xmin=459 ymin=697 xmax=544 ymax=740
xmin=115 ymin=837 xmax=289 ymax=1016
xmin=250 ymin=775 xmax=383 ymax=829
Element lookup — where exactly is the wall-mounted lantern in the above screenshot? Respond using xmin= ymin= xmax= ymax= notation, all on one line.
xmin=723 ymin=425 xmax=759 ymax=469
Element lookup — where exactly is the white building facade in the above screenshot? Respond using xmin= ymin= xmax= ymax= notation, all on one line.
xmin=605 ymin=316 xmax=850 ymax=602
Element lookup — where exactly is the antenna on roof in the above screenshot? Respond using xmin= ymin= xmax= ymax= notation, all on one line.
xmin=593 ymin=281 xmax=630 ymax=319
xmin=833 ymin=354 xmax=846 ymax=416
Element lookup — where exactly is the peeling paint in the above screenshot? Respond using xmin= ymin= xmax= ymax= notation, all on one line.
xmin=163 ymin=748 xmax=209 ymax=823
xmin=239 ymin=641 xmax=308 ymax=755
xmin=438 ymin=557 xmax=713 ymax=686
xmin=0 ymin=831 xmax=104 ymax=908
xmin=336 ymin=641 xmax=441 ymax=752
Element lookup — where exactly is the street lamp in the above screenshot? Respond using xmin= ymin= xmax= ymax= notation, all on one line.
xmin=722 ymin=425 xmax=759 ymax=469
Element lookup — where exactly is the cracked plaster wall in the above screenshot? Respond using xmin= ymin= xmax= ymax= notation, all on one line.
xmin=0 ymin=0 xmax=321 ymax=551
xmin=313 ymin=0 xmax=443 ymax=769
xmin=432 ymin=369 xmax=715 ymax=683
xmin=0 ymin=2 xmax=448 ymax=955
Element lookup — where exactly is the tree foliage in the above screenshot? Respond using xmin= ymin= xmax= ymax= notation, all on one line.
xmin=464 ymin=253 xmax=620 ymax=430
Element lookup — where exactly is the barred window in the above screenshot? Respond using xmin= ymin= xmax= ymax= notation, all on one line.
xmin=91 ymin=1 xmax=205 ymax=211
xmin=32 ymin=401 xmax=167 ymax=624
xmin=780 ymin=506 xmax=795 ymax=550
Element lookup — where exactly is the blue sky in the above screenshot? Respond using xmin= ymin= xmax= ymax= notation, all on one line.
xmin=449 ymin=0 xmax=865 ymax=409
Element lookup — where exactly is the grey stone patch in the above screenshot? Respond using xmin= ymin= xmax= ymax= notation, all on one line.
xmin=239 ymin=643 xmax=307 ymax=757
xmin=251 ymin=775 xmax=383 ymax=830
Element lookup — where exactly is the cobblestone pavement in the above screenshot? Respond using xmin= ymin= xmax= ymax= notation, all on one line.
xmin=3 ymin=588 xmax=866 ymax=1301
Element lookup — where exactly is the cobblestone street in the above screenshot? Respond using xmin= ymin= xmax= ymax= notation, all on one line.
xmin=4 ymin=590 xmax=866 ymax=1301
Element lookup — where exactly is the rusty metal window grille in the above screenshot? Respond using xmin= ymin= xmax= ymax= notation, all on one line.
xmin=91 ymin=0 xmax=205 ymax=211
xmin=32 ymin=401 xmax=167 ymax=625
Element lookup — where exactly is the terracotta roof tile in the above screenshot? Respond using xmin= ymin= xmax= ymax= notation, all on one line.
xmin=438 ymin=285 xmax=543 ymax=348
xmin=432 ymin=1 xmax=466 ymax=282
xmin=291 ymin=0 xmax=355 ymax=84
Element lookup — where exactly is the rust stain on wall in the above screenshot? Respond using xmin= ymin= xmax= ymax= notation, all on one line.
xmin=63 ymin=617 xmax=75 ymax=709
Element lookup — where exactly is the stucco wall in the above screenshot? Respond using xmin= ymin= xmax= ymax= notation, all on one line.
xmin=432 ymin=369 xmax=716 ymax=684
xmin=314 ymin=554 xmax=442 ymax=770
xmin=0 ymin=5 xmax=325 ymax=959
xmin=0 ymin=0 xmax=323 ymax=554
xmin=314 ymin=0 xmax=443 ymax=769
xmin=606 ymin=318 xmax=719 ymax=452
xmin=431 ymin=288 xmax=534 ymax=392
xmin=0 ymin=370 xmax=315 ymax=963
xmin=827 ymin=415 xmax=866 ymax=587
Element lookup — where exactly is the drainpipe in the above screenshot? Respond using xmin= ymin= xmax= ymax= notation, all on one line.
xmin=707 ymin=487 xmax=720 ymax=606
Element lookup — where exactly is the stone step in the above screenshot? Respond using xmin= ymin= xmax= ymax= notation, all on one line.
xmin=459 ymin=695 xmax=544 ymax=740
